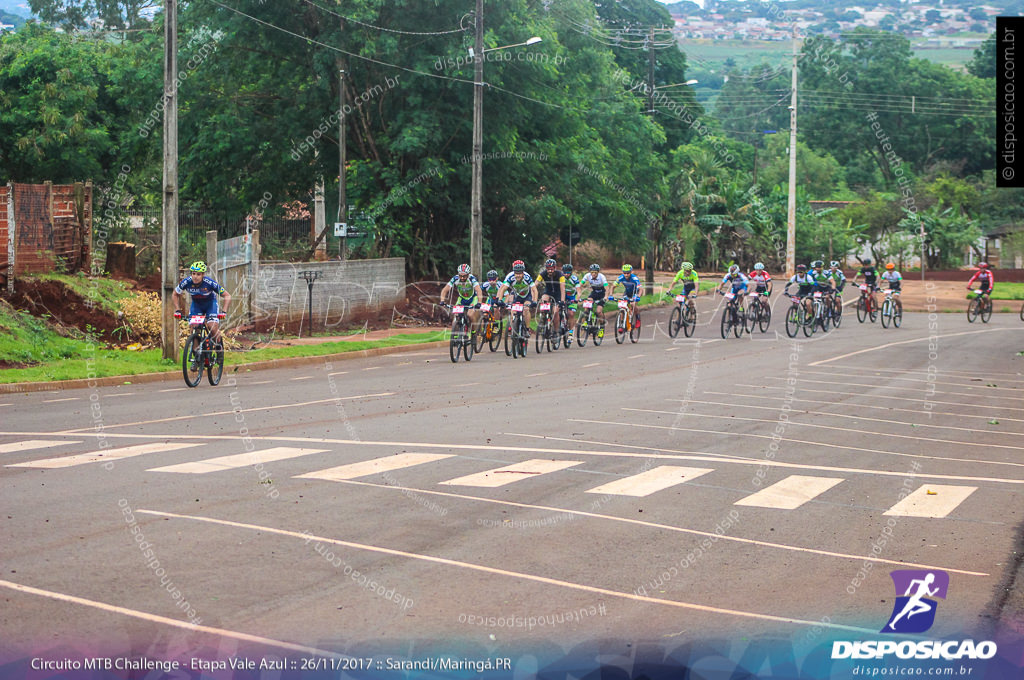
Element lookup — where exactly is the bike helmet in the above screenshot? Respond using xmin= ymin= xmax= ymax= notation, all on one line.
xmin=512 ymin=260 xmax=525 ymax=272
xmin=622 ymin=264 xmax=633 ymax=273
xmin=589 ymin=263 xmax=600 ymax=272
xmin=486 ymin=269 xmax=498 ymax=280
xmin=681 ymin=262 xmax=693 ymax=271
xmin=561 ymin=263 xmax=573 ymax=274
xmin=457 ymin=263 xmax=471 ymax=276
xmin=862 ymin=258 xmax=872 ymax=266
xmin=728 ymin=264 xmax=740 ymax=274
xmin=545 ymin=258 xmax=557 ymax=269
xmin=885 ymin=262 xmax=895 ymax=270
xmin=796 ymin=264 xmax=807 ymax=272
xmin=189 ymin=261 xmax=207 ymax=273
xmin=753 ymin=262 xmax=764 ymax=271
xmin=811 ymin=260 xmax=823 ymax=269
xmin=979 ymin=262 xmax=989 ymax=269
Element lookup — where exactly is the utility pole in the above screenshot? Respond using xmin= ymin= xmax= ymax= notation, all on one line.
xmin=338 ymin=67 xmax=347 ymax=261
xmin=644 ymin=26 xmax=656 ymax=294
xmin=785 ymin=28 xmax=798 ymax=278
xmin=470 ymin=0 xmax=484 ymax=277
xmin=161 ymin=0 xmax=178 ymax=361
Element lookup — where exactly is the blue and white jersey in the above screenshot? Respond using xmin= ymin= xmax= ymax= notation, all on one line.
xmin=722 ymin=272 xmax=749 ymax=292
xmin=616 ymin=273 xmax=642 ymax=298
xmin=175 ymin=276 xmax=226 ymax=300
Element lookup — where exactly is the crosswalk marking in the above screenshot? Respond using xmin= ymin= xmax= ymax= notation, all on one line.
xmin=0 ymin=440 xmax=81 ymax=455
xmin=148 ymin=447 xmax=329 ymax=474
xmin=735 ymin=475 xmax=844 ymax=510
xmin=585 ymin=466 xmax=713 ymax=497
xmin=439 ymin=459 xmax=582 ymax=488
xmin=295 ymin=453 xmax=455 ymax=482
xmin=883 ymin=485 xmax=978 ymax=519
xmin=7 ymin=442 xmax=201 ymax=469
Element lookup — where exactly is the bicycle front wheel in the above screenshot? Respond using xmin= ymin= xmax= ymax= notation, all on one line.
xmin=857 ymin=297 xmax=867 ymax=323
xmin=981 ymin=298 xmax=992 ymax=323
xmin=576 ymin=315 xmax=588 ymax=347
xmin=668 ymin=306 xmax=682 ymax=338
xmin=449 ymin=319 xmax=463 ymax=363
xmin=832 ymin=298 xmax=842 ymax=328
xmin=881 ymin=301 xmax=891 ymax=328
xmin=758 ymin=301 xmax=772 ymax=333
xmin=207 ymin=343 xmax=224 ymax=386
xmin=785 ymin=304 xmax=800 ymax=338
xmin=802 ymin=305 xmax=815 ymax=337
xmin=630 ymin=312 xmax=641 ymax=343
xmin=489 ymin=319 xmax=502 ymax=352
xmin=615 ymin=310 xmax=627 ymax=344
xmin=967 ymin=298 xmax=979 ymax=323
xmin=182 ymin=333 xmax=203 ymax=387
xmin=1020 ymin=302 xmax=1024 ymax=322
xmin=893 ymin=302 xmax=903 ymax=328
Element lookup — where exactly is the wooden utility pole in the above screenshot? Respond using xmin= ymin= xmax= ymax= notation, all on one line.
xmin=470 ymin=0 xmax=483 ymax=277
xmin=339 ymin=67 xmax=347 ymax=261
xmin=161 ymin=0 xmax=178 ymax=361
xmin=645 ymin=27 xmax=656 ymax=294
xmin=785 ymin=28 xmax=798 ymax=278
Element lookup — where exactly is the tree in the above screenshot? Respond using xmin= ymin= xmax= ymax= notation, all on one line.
xmin=756 ymin=135 xmax=847 ymax=200
xmin=27 ymin=0 xmax=157 ymax=31
xmin=966 ymin=33 xmax=996 ymax=79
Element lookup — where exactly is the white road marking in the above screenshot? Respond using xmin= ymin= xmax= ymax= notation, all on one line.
xmin=454 ymin=382 xmax=481 ymax=388
xmin=665 ymin=347 xmax=681 ymax=352
xmin=137 ymin=509 xmax=881 ymax=633
xmin=248 ymin=380 xmax=274 ymax=385
xmin=7 ymin=442 xmax=201 ymax=469
xmin=800 ymin=369 xmax=1024 ymax=392
xmin=884 ymin=485 xmax=978 ymax=519
xmin=57 ymin=392 xmax=395 ymax=432
xmin=295 ymin=453 xmax=454 ymax=481
xmin=808 ymin=328 xmax=1012 ymax=367
xmin=440 ymin=459 xmax=582 ymax=488
xmin=363 ymin=367 xmax=381 ymax=371
xmin=525 ymin=372 xmax=548 ymax=377
xmin=316 ymin=477 xmax=988 ymax=575
xmin=0 ymin=439 xmax=81 ymax=454
xmin=290 ymin=376 xmax=313 ymax=381
xmin=819 ymin=364 xmax=1024 ymax=383
xmin=148 ymin=447 xmax=329 ymax=474
xmin=735 ymin=475 xmax=844 ymax=510
xmin=583 ymin=362 xmax=601 ymax=368
xmin=628 ymin=354 xmax=645 ymax=360
xmin=585 ymin=466 xmax=713 ymax=497
xmin=765 ymin=376 xmax=1022 ymax=402
xmin=105 ymin=393 xmax=135 ymax=398
xmin=0 ymin=579 xmax=348 ymax=659
xmin=735 ymin=384 xmax=1024 ymax=414
xmin=41 ymin=397 xmax=79 ymax=403
xmin=327 ymin=372 xmax=348 ymax=377
xmin=158 ymin=388 xmax=187 ymax=393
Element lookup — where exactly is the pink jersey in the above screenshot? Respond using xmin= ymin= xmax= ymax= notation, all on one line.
xmin=748 ymin=271 xmax=772 ymax=284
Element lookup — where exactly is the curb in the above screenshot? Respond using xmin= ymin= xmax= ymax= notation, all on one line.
xmin=0 ymin=339 xmax=448 ymax=394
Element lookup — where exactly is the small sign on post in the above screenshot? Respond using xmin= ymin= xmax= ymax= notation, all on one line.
xmin=298 ymin=270 xmax=321 ymax=338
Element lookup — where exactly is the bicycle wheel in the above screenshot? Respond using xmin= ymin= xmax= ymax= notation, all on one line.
xmin=575 ymin=314 xmax=588 ymax=347
xmin=518 ymin=319 xmax=529 ymax=357
xmin=463 ymin=321 xmax=474 ymax=361
xmin=785 ymin=304 xmax=800 ymax=338
xmin=818 ymin=303 xmax=830 ymax=334
xmin=1020 ymin=302 xmax=1024 ymax=322
xmin=832 ymin=298 xmax=842 ymax=328
xmin=535 ymin=315 xmax=545 ymax=354
xmin=743 ymin=301 xmax=757 ymax=334
xmin=683 ymin=305 xmax=696 ymax=337
xmin=504 ymin=317 xmax=513 ymax=355
xmin=488 ymin=319 xmax=502 ymax=352
xmin=981 ymin=298 xmax=992 ymax=323
xmin=802 ymin=304 xmax=815 ymax=337
xmin=473 ymin=316 xmax=486 ymax=353
xmin=733 ymin=308 xmax=743 ymax=338
xmin=668 ymin=306 xmax=682 ymax=338
xmin=593 ymin=318 xmax=605 ymax=346
xmin=758 ymin=301 xmax=772 ymax=333
xmin=869 ymin=299 xmax=878 ymax=323
xmin=857 ymin=297 xmax=867 ymax=323
xmin=615 ymin=310 xmax=627 ymax=344
xmin=893 ymin=302 xmax=903 ymax=328
xmin=966 ymin=297 xmax=979 ymax=323
xmin=880 ymin=300 xmax=891 ymax=328
xmin=207 ymin=342 xmax=224 ymax=386
xmin=182 ymin=332 xmax=203 ymax=387
xmin=630 ymin=312 xmax=641 ymax=343
xmin=720 ymin=306 xmax=731 ymax=339
xmin=449 ymin=319 xmax=463 ymax=363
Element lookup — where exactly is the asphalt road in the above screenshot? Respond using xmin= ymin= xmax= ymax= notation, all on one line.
xmin=2 ymin=300 xmax=1023 ymax=668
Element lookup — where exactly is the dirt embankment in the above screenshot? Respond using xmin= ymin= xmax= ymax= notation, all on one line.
xmin=6 ymin=280 xmax=121 ymax=338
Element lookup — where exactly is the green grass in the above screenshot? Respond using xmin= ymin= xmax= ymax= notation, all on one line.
xmin=0 ymin=329 xmax=446 ymax=384
xmin=968 ymin=283 xmax=1024 ymax=301
xmin=0 ymin=304 xmax=86 ymax=365
xmin=33 ymin=273 xmax=135 ymax=313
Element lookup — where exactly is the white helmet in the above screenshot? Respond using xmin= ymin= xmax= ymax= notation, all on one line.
xmin=754 ymin=262 xmax=764 ymax=271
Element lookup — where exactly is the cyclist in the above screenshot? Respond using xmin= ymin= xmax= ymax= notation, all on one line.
xmin=967 ymin=262 xmax=994 ymax=303
xmin=881 ymin=262 xmax=903 ymax=313
xmin=851 ymin=258 xmax=879 ymax=291
xmin=533 ymin=258 xmax=567 ymax=339
xmin=498 ymin=260 xmax=535 ymax=334
xmin=439 ymin=263 xmax=483 ymax=333
xmin=784 ymin=264 xmax=818 ymax=317
xmin=611 ymin=264 xmax=643 ymax=324
xmin=480 ymin=269 xmax=504 ymax=325
xmin=669 ymin=262 xmax=700 ymax=303
xmin=172 ymin=261 xmax=231 ymax=345
xmin=717 ymin=264 xmax=749 ymax=297
xmin=577 ymin=263 xmax=609 ymax=338
xmin=748 ymin=262 xmax=772 ymax=297
xmin=562 ymin=263 xmax=580 ymax=343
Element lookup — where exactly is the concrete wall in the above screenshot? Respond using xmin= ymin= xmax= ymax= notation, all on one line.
xmin=252 ymin=258 xmax=405 ymax=329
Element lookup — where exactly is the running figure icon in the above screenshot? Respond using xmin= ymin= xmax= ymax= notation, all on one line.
xmin=882 ymin=570 xmax=949 ymax=634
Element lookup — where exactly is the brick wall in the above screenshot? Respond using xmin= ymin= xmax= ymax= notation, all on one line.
xmin=253 ymin=258 xmax=406 ymax=328
xmin=2 ymin=182 xmax=92 ymax=281
xmin=0 ymin=185 xmax=9 ymax=289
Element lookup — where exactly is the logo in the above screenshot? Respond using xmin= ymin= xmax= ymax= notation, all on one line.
xmin=882 ymin=570 xmax=948 ymax=634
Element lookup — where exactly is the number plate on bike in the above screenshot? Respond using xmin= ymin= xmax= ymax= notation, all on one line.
xmin=813 ymin=292 xmax=822 ymax=298
xmin=860 ymin=284 xmax=869 ymax=292
xmin=539 ymin=303 xmax=551 ymax=311
xmin=189 ymin=315 xmax=206 ymax=325
xmin=582 ymin=300 xmax=593 ymax=309
xmin=618 ymin=300 xmax=629 ymax=309
xmin=675 ymin=295 xmax=686 ymax=302
xmin=452 ymin=305 xmax=465 ymax=314
xmin=479 ymin=303 xmax=491 ymax=312
xmin=748 ymin=292 xmax=760 ymax=298
xmin=724 ymin=293 xmax=735 ymax=300
xmin=511 ymin=303 xmax=524 ymax=312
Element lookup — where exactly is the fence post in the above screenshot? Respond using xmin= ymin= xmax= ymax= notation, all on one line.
xmin=206 ymin=230 xmax=217 ymax=280
xmin=250 ymin=228 xmax=259 ymax=324
xmin=6 ymin=182 xmax=13 ymax=293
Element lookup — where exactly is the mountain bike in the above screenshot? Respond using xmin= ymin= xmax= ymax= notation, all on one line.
xmin=806 ymin=290 xmax=829 ymax=336
xmin=575 ymin=298 xmax=605 ymax=347
xmin=557 ymin=302 xmax=573 ymax=349
xmin=856 ymin=284 xmax=878 ymax=324
xmin=175 ymin=311 xmax=225 ymax=387
xmin=442 ymin=302 xmax=475 ymax=363
xmin=613 ymin=298 xmax=641 ymax=344
xmin=830 ymin=290 xmax=843 ymax=328
xmin=535 ymin=301 xmax=555 ymax=353
xmin=967 ymin=290 xmax=992 ymax=324
xmin=879 ymin=289 xmax=902 ymax=329
xmin=667 ymin=293 xmax=697 ymax=338
xmin=784 ymin=295 xmax=808 ymax=338
xmin=473 ymin=301 xmax=503 ymax=353
xmin=719 ymin=290 xmax=745 ymax=339
xmin=505 ymin=301 xmax=531 ymax=359
xmin=745 ymin=290 xmax=771 ymax=334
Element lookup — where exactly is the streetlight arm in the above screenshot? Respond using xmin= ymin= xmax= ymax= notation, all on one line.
xmin=484 ymin=37 xmax=542 ymax=52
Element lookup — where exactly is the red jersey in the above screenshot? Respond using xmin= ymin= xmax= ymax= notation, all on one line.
xmin=967 ymin=269 xmax=994 ymax=287
xmin=748 ymin=271 xmax=772 ymax=284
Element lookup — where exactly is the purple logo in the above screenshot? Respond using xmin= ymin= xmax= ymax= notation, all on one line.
xmin=882 ymin=570 xmax=949 ymax=634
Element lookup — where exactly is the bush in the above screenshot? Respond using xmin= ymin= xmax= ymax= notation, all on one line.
xmin=116 ymin=292 xmax=162 ymax=345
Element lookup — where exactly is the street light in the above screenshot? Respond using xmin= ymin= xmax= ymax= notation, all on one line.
xmin=656 ymin=79 xmax=699 ymax=89
xmin=469 ymin=0 xmax=542 ymax=278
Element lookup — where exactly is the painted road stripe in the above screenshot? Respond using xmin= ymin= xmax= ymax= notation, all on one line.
xmin=440 ymin=459 xmax=582 ymax=488
xmin=42 ymin=397 xmax=79 ymax=403
xmin=148 ymin=446 xmax=328 ymax=474
xmin=735 ymin=475 xmax=844 ymax=510
xmin=295 ymin=453 xmax=454 ymax=481
xmin=808 ymin=328 xmax=1011 ymax=367
xmin=290 ymin=376 xmax=313 ymax=381
xmin=7 ymin=442 xmax=201 ymax=469
xmin=585 ymin=466 xmax=713 ymax=497
xmin=583 ymin=362 xmax=601 ymax=368
xmin=158 ymin=388 xmax=187 ymax=393
xmin=0 ymin=439 xmax=81 ymax=454
xmin=734 ymin=384 xmax=1024 ymax=414
xmin=665 ymin=347 xmax=680 ymax=352
xmin=765 ymin=376 xmax=1022 ymax=402
xmin=884 ymin=485 xmax=978 ymax=519
xmin=800 ymin=369 xmax=1024 ymax=392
